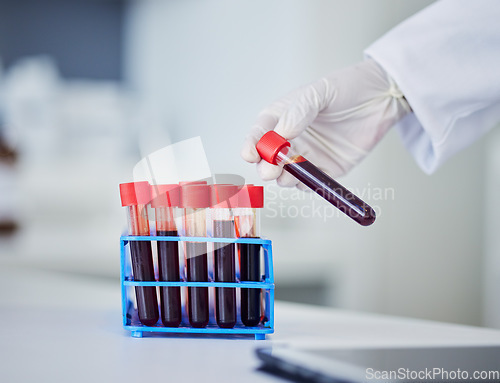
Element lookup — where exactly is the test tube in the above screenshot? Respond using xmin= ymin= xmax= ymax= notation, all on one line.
xmin=233 ymin=185 xmax=264 ymax=327
xmin=256 ymin=131 xmax=376 ymax=226
xmin=119 ymin=181 xmax=159 ymax=326
xmin=151 ymin=184 xmax=182 ymax=327
xmin=211 ymin=184 xmax=238 ymax=328
xmin=181 ymin=184 xmax=211 ymax=328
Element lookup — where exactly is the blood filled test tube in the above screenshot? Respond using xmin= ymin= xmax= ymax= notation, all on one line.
xmin=119 ymin=181 xmax=159 ymax=326
xmin=256 ymin=131 xmax=376 ymax=226
xmin=233 ymin=185 xmax=264 ymax=327
xmin=211 ymin=184 xmax=238 ymax=329
xmin=151 ymin=184 xmax=182 ymax=327
xmin=181 ymin=184 xmax=211 ymax=328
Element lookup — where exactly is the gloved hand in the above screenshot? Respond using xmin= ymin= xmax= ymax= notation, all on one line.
xmin=241 ymin=59 xmax=411 ymax=189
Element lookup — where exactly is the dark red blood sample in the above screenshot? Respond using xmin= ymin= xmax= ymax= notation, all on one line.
xmin=283 ymin=159 xmax=376 ymax=226
xmin=129 ymin=241 xmax=159 ymax=326
xmin=186 ymin=242 xmax=209 ymax=328
xmin=213 ymin=220 xmax=236 ymax=329
xmin=239 ymin=242 xmax=261 ymax=326
xmin=156 ymin=230 xmax=182 ymax=327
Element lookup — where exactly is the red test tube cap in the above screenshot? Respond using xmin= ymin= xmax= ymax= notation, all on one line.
xmin=119 ymin=181 xmax=151 ymax=206
xmin=256 ymin=131 xmax=291 ymax=165
xmin=151 ymin=184 xmax=181 ymax=208
xmin=232 ymin=185 xmax=264 ymax=208
xmin=180 ymin=184 xmax=211 ymax=208
xmin=211 ymin=184 xmax=239 ymax=209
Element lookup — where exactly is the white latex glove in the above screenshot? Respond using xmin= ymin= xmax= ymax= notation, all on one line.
xmin=241 ymin=59 xmax=411 ymax=189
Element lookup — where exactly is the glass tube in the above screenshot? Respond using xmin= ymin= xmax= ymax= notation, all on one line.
xmin=153 ymin=184 xmax=181 ymax=327
xmin=120 ymin=182 xmax=159 ymax=327
xmin=234 ymin=185 xmax=263 ymax=327
xmin=256 ymin=131 xmax=376 ymax=226
xmin=182 ymin=184 xmax=210 ymax=328
xmin=211 ymin=185 xmax=238 ymax=329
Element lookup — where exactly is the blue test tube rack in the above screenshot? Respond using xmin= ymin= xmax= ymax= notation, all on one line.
xmin=120 ymin=235 xmax=274 ymax=339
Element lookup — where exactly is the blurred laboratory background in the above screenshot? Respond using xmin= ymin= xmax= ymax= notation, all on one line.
xmin=1 ymin=0 xmax=499 ymax=329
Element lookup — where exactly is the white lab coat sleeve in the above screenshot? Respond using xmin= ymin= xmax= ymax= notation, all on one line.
xmin=365 ymin=0 xmax=500 ymax=174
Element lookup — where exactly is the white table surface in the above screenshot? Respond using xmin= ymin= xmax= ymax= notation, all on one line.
xmin=2 ymin=262 xmax=500 ymax=383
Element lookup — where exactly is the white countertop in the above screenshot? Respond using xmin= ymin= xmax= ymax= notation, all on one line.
xmin=2 ymin=262 xmax=500 ymax=383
